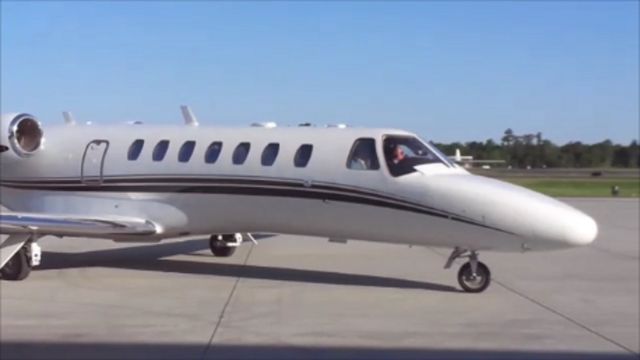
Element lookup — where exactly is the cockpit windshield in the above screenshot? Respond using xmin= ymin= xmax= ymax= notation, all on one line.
xmin=383 ymin=136 xmax=451 ymax=177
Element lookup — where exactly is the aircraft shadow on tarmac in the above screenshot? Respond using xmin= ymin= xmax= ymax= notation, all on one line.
xmin=37 ymin=238 xmax=459 ymax=293
xmin=1 ymin=342 xmax=636 ymax=360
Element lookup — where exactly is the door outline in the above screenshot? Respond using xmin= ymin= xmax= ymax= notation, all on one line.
xmin=81 ymin=140 xmax=110 ymax=185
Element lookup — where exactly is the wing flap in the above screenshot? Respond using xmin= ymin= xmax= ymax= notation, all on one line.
xmin=0 ymin=212 xmax=159 ymax=237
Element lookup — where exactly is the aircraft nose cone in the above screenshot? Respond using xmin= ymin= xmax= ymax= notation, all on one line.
xmin=425 ymin=174 xmax=599 ymax=250
xmin=563 ymin=210 xmax=598 ymax=246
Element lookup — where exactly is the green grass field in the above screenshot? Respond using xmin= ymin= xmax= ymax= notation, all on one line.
xmin=502 ymin=178 xmax=640 ymax=198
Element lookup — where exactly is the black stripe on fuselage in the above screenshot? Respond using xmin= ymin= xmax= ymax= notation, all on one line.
xmin=0 ymin=176 xmax=513 ymax=235
xmin=2 ymin=175 xmax=427 ymax=209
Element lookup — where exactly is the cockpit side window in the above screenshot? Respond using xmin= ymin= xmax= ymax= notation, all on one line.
xmin=346 ymin=138 xmax=380 ymax=170
xmin=383 ymin=136 xmax=447 ymax=177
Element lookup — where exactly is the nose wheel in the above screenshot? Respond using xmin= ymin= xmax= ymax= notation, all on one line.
xmin=457 ymin=261 xmax=491 ymax=293
xmin=445 ymin=247 xmax=492 ymax=293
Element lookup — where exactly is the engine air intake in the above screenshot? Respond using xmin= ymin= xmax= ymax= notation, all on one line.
xmin=8 ymin=114 xmax=44 ymax=157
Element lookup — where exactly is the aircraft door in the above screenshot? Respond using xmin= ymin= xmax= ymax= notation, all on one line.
xmin=81 ymin=140 xmax=109 ymax=185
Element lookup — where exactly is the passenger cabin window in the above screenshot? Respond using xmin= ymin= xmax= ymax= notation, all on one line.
xmin=232 ymin=142 xmax=251 ymax=165
xmin=178 ymin=141 xmax=196 ymax=163
xmin=294 ymin=144 xmax=313 ymax=168
xmin=205 ymin=141 xmax=223 ymax=164
xmin=261 ymin=143 xmax=280 ymax=166
xmin=128 ymin=139 xmax=144 ymax=161
xmin=383 ymin=136 xmax=448 ymax=177
xmin=152 ymin=140 xmax=170 ymax=162
xmin=347 ymin=138 xmax=380 ymax=170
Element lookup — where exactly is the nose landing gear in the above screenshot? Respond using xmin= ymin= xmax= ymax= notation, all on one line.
xmin=445 ymin=247 xmax=491 ymax=293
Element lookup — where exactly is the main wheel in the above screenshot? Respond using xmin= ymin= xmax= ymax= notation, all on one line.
xmin=0 ymin=247 xmax=32 ymax=281
xmin=209 ymin=235 xmax=237 ymax=257
xmin=457 ymin=261 xmax=491 ymax=293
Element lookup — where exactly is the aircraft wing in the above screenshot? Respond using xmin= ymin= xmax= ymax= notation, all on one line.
xmin=0 ymin=212 xmax=159 ymax=237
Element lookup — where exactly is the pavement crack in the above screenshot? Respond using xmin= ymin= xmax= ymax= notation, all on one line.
xmin=494 ymin=279 xmax=637 ymax=355
xmin=200 ymin=243 xmax=255 ymax=359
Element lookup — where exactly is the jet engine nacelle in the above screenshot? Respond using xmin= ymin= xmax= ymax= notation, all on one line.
xmin=0 ymin=113 xmax=44 ymax=157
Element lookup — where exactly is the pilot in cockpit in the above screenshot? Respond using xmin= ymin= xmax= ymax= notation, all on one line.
xmin=384 ymin=136 xmax=446 ymax=177
xmin=386 ymin=143 xmax=411 ymax=177
xmin=391 ymin=145 xmax=406 ymax=165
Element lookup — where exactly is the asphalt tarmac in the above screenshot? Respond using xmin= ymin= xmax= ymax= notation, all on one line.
xmin=0 ymin=199 xmax=638 ymax=359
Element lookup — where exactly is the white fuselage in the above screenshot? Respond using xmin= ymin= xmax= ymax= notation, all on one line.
xmin=0 ymin=116 xmax=597 ymax=252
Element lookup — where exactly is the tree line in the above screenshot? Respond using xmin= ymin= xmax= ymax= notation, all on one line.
xmin=434 ymin=129 xmax=640 ymax=168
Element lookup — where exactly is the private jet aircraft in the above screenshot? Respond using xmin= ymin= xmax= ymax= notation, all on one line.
xmin=0 ymin=108 xmax=598 ymax=292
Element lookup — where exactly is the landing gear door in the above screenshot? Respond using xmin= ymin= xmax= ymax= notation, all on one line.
xmin=81 ymin=140 xmax=109 ymax=185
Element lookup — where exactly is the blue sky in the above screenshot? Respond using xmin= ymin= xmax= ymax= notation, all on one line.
xmin=1 ymin=1 xmax=638 ymax=144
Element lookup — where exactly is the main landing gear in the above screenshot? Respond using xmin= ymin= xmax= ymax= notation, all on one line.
xmin=445 ymin=247 xmax=491 ymax=293
xmin=209 ymin=234 xmax=240 ymax=257
xmin=0 ymin=236 xmax=42 ymax=281
xmin=209 ymin=233 xmax=258 ymax=257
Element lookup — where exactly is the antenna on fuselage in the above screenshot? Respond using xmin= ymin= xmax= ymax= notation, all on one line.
xmin=180 ymin=105 xmax=199 ymax=127
xmin=251 ymin=122 xmax=277 ymax=128
xmin=326 ymin=123 xmax=348 ymax=129
xmin=62 ymin=111 xmax=76 ymax=125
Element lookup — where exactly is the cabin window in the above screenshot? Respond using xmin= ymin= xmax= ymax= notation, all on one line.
xmin=128 ymin=139 xmax=144 ymax=161
xmin=232 ymin=142 xmax=251 ymax=165
xmin=178 ymin=140 xmax=196 ymax=163
xmin=261 ymin=143 xmax=280 ymax=166
xmin=152 ymin=140 xmax=170 ymax=162
xmin=205 ymin=141 xmax=223 ymax=164
xmin=383 ymin=136 xmax=448 ymax=177
xmin=346 ymin=138 xmax=380 ymax=170
xmin=294 ymin=144 xmax=313 ymax=168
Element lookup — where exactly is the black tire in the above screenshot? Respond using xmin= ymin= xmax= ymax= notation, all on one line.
xmin=457 ymin=261 xmax=491 ymax=293
xmin=0 ymin=247 xmax=32 ymax=281
xmin=209 ymin=235 xmax=237 ymax=257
